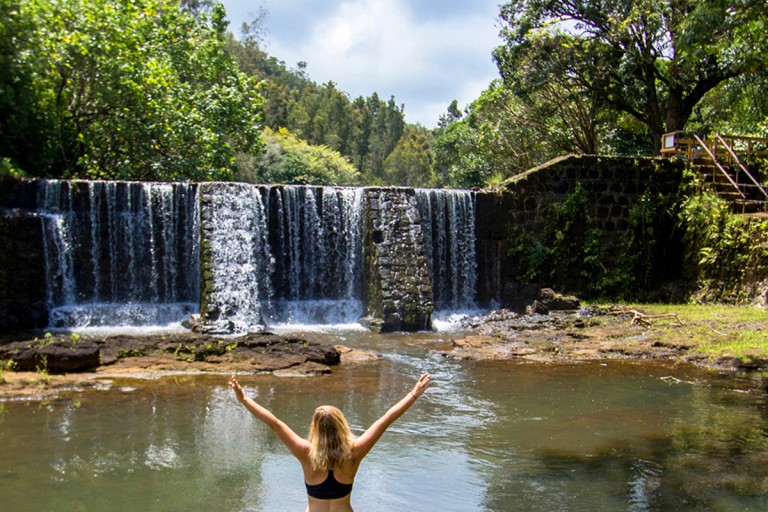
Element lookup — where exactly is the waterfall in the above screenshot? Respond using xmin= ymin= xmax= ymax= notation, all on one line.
xmin=201 ymin=183 xmax=272 ymax=333
xmin=38 ymin=180 xmax=200 ymax=329
xmin=417 ymin=189 xmax=478 ymax=311
xmin=201 ymin=184 xmax=365 ymax=330
xmin=32 ymin=180 xmax=482 ymax=333
xmin=262 ymin=186 xmax=365 ymax=326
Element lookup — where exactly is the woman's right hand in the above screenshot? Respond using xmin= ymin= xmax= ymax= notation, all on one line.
xmin=230 ymin=374 xmax=245 ymax=402
xmin=411 ymin=373 xmax=431 ymax=398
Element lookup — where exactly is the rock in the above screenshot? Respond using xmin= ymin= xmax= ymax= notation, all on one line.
xmin=752 ymin=281 xmax=768 ymax=308
xmin=446 ymin=335 xmax=536 ymax=360
xmin=181 ymin=314 xmax=203 ymax=331
xmin=526 ymin=300 xmax=549 ymax=315
xmin=524 ymin=288 xmax=580 ymax=315
xmin=358 ymin=315 xmax=384 ymax=332
xmin=0 ymin=339 xmax=100 ymax=372
xmin=335 ymin=345 xmax=381 ymax=362
xmin=273 ymin=362 xmax=332 ymax=377
xmin=537 ymin=288 xmax=580 ymax=310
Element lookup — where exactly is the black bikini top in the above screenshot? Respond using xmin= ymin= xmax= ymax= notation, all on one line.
xmin=305 ymin=470 xmax=354 ymax=500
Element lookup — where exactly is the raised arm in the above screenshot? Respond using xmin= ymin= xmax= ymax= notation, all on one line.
xmin=229 ymin=374 xmax=309 ymax=460
xmin=353 ymin=373 xmax=431 ymax=461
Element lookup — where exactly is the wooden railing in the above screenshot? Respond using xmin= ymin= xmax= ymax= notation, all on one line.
xmin=691 ymin=133 xmax=746 ymax=201
xmin=714 ymin=134 xmax=768 ymax=202
xmin=661 ymin=131 xmax=768 ymax=163
xmin=661 ymin=131 xmax=768 ymax=212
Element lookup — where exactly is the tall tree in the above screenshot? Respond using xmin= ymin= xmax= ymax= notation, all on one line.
xmin=494 ymin=0 xmax=768 ymax=152
xmin=431 ymin=110 xmax=491 ymax=189
xmin=364 ymin=94 xmax=406 ymax=183
xmin=382 ymin=125 xmax=435 ymax=187
xmin=432 ymin=84 xmax=567 ymax=188
xmin=1 ymin=0 xmax=263 ymax=180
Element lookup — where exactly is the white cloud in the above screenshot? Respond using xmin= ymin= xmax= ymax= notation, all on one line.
xmin=223 ymin=0 xmax=501 ymax=126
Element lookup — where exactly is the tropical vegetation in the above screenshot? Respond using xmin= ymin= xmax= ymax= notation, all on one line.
xmin=1 ymin=0 xmax=263 ymax=181
xmin=2 ymin=0 xmax=767 ymax=188
xmin=437 ymin=0 xmax=768 ymax=188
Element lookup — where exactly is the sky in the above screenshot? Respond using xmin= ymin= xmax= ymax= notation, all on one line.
xmin=219 ymin=0 xmax=503 ymax=127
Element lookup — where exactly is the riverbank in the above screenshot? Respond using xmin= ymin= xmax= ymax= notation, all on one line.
xmin=0 ymin=332 xmax=363 ymax=400
xmin=446 ymin=304 xmax=768 ymax=371
xmin=1 ymin=303 xmax=767 ymax=400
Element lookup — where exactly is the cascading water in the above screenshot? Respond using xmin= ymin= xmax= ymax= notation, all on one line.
xmin=254 ymin=185 xmax=364 ymax=327
xmin=34 ymin=179 xmax=480 ymax=333
xmin=201 ymin=184 xmax=364 ymax=331
xmin=416 ymin=189 xmax=478 ymax=312
xmin=38 ymin=180 xmax=200 ymax=329
xmin=201 ymin=183 xmax=272 ymax=333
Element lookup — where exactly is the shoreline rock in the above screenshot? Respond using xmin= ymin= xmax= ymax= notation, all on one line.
xmin=3 ymin=304 xmax=768 ymax=400
xmin=0 ymin=330 xmax=395 ymax=400
xmin=443 ymin=307 xmax=768 ymax=376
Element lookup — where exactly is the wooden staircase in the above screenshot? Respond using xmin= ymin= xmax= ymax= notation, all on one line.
xmin=661 ymin=132 xmax=768 ymax=213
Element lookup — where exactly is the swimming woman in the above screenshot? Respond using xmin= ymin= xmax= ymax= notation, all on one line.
xmin=229 ymin=372 xmax=431 ymax=512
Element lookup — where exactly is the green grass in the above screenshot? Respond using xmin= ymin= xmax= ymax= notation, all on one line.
xmin=628 ymin=303 xmax=768 ymax=361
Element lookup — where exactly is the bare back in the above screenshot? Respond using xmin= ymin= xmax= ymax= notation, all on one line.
xmin=301 ymin=456 xmax=358 ymax=512
xmin=230 ymin=373 xmax=431 ymax=512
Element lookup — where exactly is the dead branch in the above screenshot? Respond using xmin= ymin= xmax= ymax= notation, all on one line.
xmin=606 ymin=306 xmax=684 ymax=328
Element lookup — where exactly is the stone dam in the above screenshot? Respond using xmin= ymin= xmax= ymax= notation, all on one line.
xmin=0 ymin=156 xmax=688 ymax=333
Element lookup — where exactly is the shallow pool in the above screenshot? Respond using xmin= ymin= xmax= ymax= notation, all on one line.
xmin=1 ymin=332 xmax=767 ymax=511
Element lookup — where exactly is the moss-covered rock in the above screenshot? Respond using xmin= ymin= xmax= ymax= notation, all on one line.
xmin=363 ymin=188 xmax=433 ymax=331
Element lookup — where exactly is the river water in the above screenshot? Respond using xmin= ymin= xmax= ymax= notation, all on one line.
xmin=1 ymin=331 xmax=767 ymax=511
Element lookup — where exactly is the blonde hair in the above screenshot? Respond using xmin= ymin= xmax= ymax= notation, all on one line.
xmin=307 ymin=406 xmax=355 ymax=471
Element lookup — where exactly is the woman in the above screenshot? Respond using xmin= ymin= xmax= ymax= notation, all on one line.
xmin=229 ymin=372 xmax=431 ymax=512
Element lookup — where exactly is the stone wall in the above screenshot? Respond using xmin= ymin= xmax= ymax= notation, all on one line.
xmin=0 ymin=159 xmax=690 ymax=332
xmin=363 ymin=188 xmax=434 ymax=331
xmin=502 ymin=155 xmax=683 ymax=231
xmin=0 ymin=178 xmax=47 ymax=331
xmin=473 ymin=155 xmax=687 ymax=301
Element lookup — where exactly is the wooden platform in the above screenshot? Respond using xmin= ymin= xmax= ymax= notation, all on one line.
xmin=661 ymin=132 xmax=768 ymax=213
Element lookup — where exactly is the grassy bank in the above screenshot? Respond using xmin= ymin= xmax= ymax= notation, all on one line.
xmin=617 ymin=303 xmax=768 ymax=363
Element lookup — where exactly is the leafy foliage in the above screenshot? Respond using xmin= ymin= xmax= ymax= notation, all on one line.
xmin=678 ymin=174 xmax=768 ymax=301
xmin=431 ymin=115 xmax=489 ymax=189
xmin=237 ymin=127 xmax=360 ymax=186
xmin=494 ymin=0 xmax=768 ymax=153
xmin=434 ymin=81 xmax=561 ymax=186
xmin=3 ymin=0 xmax=766 ymax=190
xmin=1 ymin=0 xmax=263 ymax=180
xmin=382 ymin=125 xmax=435 ymax=187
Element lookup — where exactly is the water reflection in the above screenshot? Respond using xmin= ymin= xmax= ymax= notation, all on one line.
xmin=1 ymin=337 xmax=767 ymax=511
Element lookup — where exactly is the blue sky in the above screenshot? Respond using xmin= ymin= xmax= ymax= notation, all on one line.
xmin=220 ymin=0 xmax=503 ymax=127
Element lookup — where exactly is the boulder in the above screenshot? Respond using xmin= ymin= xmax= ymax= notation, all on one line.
xmin=527 ymin=288 xmax=580 ymax=314
xmin=1 ymin=339 xmax=100 ymax=372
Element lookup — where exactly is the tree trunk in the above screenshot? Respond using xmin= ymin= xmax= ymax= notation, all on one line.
xmin=665 ymin=89 xmax=693 ymax=137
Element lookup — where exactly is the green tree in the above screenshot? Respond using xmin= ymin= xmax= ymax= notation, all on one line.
xmin=494 ymin=0 xmax=768 ymax=153
xmin=432 ymin=113 xmax=491 ymax=189
xmin=437 ymin=99 xmax=463 ymax=129
xmin=470 ymin=82 xmax=560 ymax=174
xmin=689 ymin=69 xmax=768 ymax=137
xmin=432 ymin=85 xmax=557 ymax=188
xmin=364 ymin=94 xmax=406 ymax=183
xmin=382 ymin=125 xmax=435 ymax=187
xmin=1 ymin=0 xmax=263 ymax=180
xmin=237 ymin=127 xmax=360 ymax=186
xmin=505 ymin=33 xmax=605 ymax=154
